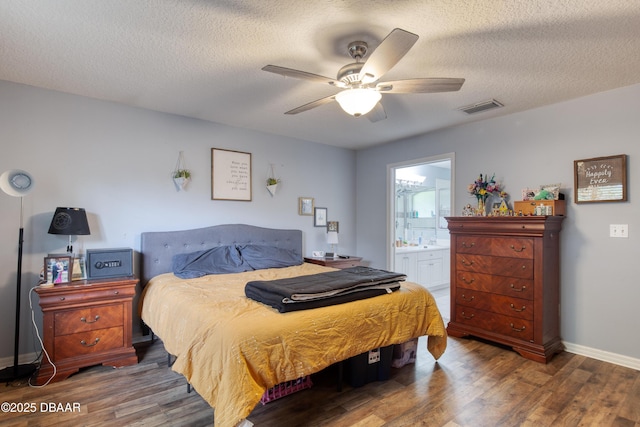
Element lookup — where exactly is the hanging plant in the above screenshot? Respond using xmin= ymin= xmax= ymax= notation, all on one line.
xmin=172 ymin=151 xmax=191 ymax=191
xmin=266 ymin=164 xmax=280 ymax=196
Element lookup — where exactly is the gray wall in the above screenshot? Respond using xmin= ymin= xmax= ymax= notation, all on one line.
xmin=356 ymin=83 xmax=640 ymax=365
xmin=0 ymin=80 xmax=357 ymax=363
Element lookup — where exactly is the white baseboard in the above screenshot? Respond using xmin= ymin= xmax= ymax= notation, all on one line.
xmin=563 ymin=341 xmax=640 ymax=371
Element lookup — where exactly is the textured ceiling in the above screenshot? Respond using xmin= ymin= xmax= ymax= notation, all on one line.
xmin=1 ymin=1 xmax=639 ymax=150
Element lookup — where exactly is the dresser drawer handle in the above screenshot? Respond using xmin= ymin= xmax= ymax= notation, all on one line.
xmin=510 ymin=304 xmax=526 ymax=312
xmin=461 ymin=276 xmax=475 ymax=285
xmin=80 ymin=338 xmax=100 ymax=347
xmin=510 ymin=284 xmax=527 ymax=292
xmin=114 ymin=291 xmax=119 ymax=295
xmin=80 ymin=315 xmax=100 ymax=324
xmin=59 ymin=297 xmax=65 ymax=301
xmin=460 ymin=259 xmax=474 ymax=266
xmin=461 ymin=242 xmax=475 ymax=248
xmin=461 ymin=311 xmax=475 ymax=320
xmin=510 ymin=245 xmax=527 ymax=252
xmin=461 ymin=294 xmax=474 ymax=302
xmin=510 ymin=323 xmax=526 ymax=332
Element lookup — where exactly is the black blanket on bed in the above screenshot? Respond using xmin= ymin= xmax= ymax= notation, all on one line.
xmin=245 ymin=266 xmax=405 ymax=312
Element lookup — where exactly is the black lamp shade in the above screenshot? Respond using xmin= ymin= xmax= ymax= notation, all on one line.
xmin=48 ymin=207 xmax=91 ymax=235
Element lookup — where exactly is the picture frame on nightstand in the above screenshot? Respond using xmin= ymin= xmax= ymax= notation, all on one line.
xmin=72 ymin=255 xmax=87 ymax=281
xmin=44 ymin=256 xmax=72 ymax=285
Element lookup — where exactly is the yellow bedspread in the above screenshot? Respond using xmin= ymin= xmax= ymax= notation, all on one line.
xmin=140 ymin=263 xmax=447 ymax=427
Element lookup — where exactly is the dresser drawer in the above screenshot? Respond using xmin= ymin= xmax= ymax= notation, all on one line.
xmin=455 ymin=306 xmax=534 ymax=341
xmin=54 ymin=304 xmax=123 ymax=336
xmin=455 ymin=254 xmax=490 ymax=273
xmin=492 ymin=258 xmax=534 ymax=279
xmin=491 ymin=238 xmax=534 ymax=259
xmin=456 ymin=236 xmax=491 ymax=254
xmin=455 ymin=289 xmax=533 ymax=320
xmin=456 ymin=272 xmax=534 ymax=299
xmin=54 ymin=326 xmax=124 ymax=359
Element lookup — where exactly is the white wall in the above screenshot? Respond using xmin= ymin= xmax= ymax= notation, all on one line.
xmin=0 ymin=80 xmax=357 ymax=362
xmin=356 ymin=83 xmax=640 ymax=366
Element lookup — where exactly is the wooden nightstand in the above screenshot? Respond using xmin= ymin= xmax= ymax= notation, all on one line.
xmin=304 ymin=256 xmax=363 ymax=269
xmin=34 ymin=276 xmax=138 ymax=384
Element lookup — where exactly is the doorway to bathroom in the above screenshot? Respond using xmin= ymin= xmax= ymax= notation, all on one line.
xmin=387 ymin=153 xmax=454 ymax=292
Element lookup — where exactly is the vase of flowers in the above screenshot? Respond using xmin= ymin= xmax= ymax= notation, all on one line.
xmin=468 ymin=173 xmax=507 ymax=216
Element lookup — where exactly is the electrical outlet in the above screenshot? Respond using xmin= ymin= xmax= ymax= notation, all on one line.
xmin=610 ymin=224 xmax=629 ymax=238
xmin=368 ymin=348 xmax=380 ymax=364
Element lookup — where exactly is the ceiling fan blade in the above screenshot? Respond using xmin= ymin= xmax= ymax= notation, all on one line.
xmin=359 ymin=28 xmax=419 ymax=84
xmin=376 ymin=78 xmax=465 ymax=94
xmin=367 ymin=102 xmax=387 ymax=122
xmin=285 ymin=94 xmax=336 ymax=115
xmin=262 ymin=65 xmax=344 ymax=87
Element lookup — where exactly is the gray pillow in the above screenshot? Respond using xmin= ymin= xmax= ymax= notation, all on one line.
xmin=236 ymin=244 xmax=301 ymax=270
xmin=172 ymin=246 xmax=251 ymax=279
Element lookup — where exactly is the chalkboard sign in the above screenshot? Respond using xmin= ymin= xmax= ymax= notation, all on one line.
xmin=211 ymin=148 xmax=252 ymax=201
xmin=574 ymin=154 xmax=627 ymax=203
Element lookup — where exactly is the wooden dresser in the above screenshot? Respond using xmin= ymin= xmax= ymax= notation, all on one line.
xmin=34 ymin=276 xmax=138 ymax=384
xmin=446 ymin=216 xmax=564 ymax=363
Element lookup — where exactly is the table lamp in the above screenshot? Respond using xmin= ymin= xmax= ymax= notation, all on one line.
xmin=326 ymin=221 xmax=339 ymax=258
xmin=48 ymin=207 xmax=91 ymax=254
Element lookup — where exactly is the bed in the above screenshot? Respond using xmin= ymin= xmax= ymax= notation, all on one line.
xmin=140 ymin=224 xmax=446 ymax=427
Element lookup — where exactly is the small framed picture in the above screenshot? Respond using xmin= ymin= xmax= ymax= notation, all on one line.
xmin=298 ymin=197 xmax=314 ymax=216
xmin=44 ymin=256 xmax=73 ymax=285
xmin=72 ymin=255 xmax=87 ymax=281
xmin=327 ymin=221 xmax=339 ymax=233
xmin=314 ymin=207 xmax=327 ymax=227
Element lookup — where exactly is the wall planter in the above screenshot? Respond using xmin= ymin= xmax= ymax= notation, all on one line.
xmin=266 ymin=164 xmax=280 ymax=196
xmin=172 ymin=151 xmax=191 ymax=191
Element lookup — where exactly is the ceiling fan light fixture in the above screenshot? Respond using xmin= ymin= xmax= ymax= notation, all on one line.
xmin=335 ymin=89 xmax=382 ymax=117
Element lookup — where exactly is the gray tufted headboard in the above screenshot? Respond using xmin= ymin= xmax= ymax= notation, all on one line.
xmin=140 ymin=224 xmax=303 ymax=286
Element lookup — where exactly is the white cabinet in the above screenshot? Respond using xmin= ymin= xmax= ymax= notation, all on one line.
xmin=395 ymin=248 xmax=449 ymax=290
xmin=395 ymin=252 xmax=417 ymax=284
xmin=417 ymin=250 xmax=444 ymax=289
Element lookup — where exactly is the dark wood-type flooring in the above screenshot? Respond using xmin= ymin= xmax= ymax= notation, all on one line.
xmin=2 ymin=293 xmax=639 ymax=426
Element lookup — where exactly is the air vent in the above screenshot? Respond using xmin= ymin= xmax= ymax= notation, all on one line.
xmin=458 ymin=99 xmax=504 ymax=115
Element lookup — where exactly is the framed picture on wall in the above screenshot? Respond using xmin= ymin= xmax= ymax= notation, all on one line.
xmin=298 ymin=197 xmax=314 ymax=215
xmin=211 ymin=148 xmax=252 ymax=201
xmin=314 ymin=207 xmax=327 ymax=226
xmin=574 ymin=154 xmax=627 ymax=203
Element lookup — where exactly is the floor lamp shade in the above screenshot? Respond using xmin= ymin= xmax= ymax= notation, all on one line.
xmin=0 ymin=169 xmax=36 ymax=382
xmin=0 ymin=169 xmax=34 ymax=197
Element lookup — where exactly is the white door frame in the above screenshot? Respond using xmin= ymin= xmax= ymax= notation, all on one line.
xmin=386 ymin=152 xmax=455 ymax=270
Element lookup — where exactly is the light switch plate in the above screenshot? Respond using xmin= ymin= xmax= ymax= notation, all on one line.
xmin=610 ymin=224 xmax=629 ymax=238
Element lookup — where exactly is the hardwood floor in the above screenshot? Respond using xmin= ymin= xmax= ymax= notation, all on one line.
xmin=1 ymin=309 xmax=638 ymax=426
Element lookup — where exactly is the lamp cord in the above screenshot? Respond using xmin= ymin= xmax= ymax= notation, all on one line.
xmin=27 ymin=286 xmax=56 ymax=387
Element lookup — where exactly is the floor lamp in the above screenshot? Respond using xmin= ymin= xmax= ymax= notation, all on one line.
xmin=0 ymin=169 xmax=37 ymax=382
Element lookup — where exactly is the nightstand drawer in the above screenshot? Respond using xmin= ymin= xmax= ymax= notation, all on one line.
xmin=54 ymin=326 xmax=124 ymax=359
xmin=38 ymin=286 xmax=134 ymax=307
xmin=54 ymin=304 xmax=123 ymax=336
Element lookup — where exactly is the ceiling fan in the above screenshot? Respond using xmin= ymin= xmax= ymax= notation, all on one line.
xmin=262 ymin=28 xmax=465 ymax=122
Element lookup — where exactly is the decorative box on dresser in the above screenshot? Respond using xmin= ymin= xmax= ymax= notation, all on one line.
xmin=446 ymin=216 xmax=564 ymax=363
xmin=34 ymin=276 xmax=139 ymax=384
